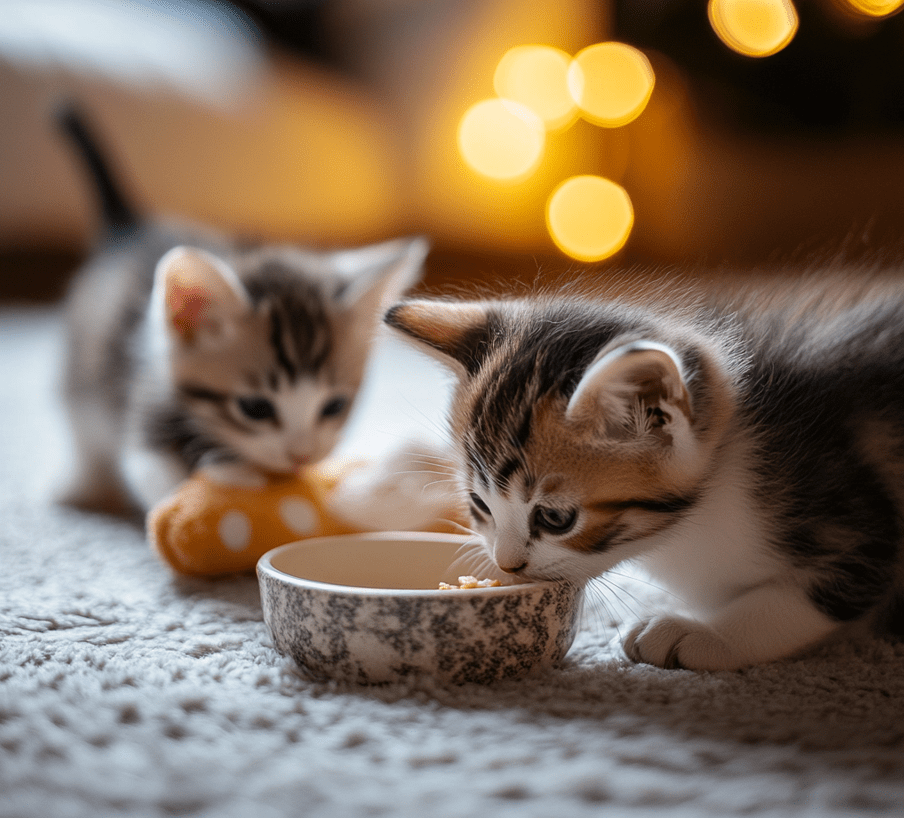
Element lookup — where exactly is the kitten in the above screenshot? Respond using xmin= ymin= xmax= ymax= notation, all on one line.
xmin=385 ymin=275 xmax=904 ymax=670
xmin=57 ymin=105 xmax=427 ymax=514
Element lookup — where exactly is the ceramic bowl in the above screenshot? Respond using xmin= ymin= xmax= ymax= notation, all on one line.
xmin=257 ymin=532 xmax=581 ymax=685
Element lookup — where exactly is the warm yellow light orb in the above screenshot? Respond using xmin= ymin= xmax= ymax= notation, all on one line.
xmin=493 ymin=45 xmax=577 ymax=131
xmin=457 ymin=98 xmax=545 ymax=181
xmin=546 ymin=175 xmax=634 ymax=261
xmin=843 ymin=0 xmax=903 ymax=16
xmin=567 ymin=42 xmax=655 ymax=128
xmin=708 ymin=0 xmax=799 ymax=58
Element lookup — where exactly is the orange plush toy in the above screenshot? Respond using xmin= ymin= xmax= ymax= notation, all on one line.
xmin=148 ymin=447 xmax=463 ymax=576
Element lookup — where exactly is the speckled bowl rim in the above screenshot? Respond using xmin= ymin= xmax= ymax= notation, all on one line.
xmin=256 ymin=531 xmax=567 ymax=598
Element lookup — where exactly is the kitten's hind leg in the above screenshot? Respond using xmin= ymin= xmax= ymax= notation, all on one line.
xmin=57 ymin=444 xmax=135 ymax=515
xmin=57 ymin=399 xmax=135 ymax=515
xmin=624 ymin=583 xmax=841 ymax=671
xmin=58 ymin=461 xmax=135 ymax=515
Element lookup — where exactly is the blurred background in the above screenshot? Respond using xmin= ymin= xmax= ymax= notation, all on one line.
xmin=2 ymin=0 xmax=904 ymax=300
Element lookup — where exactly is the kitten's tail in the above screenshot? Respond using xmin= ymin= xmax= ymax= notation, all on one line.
xmin=55 ymin=102 xmax=140 ymax=241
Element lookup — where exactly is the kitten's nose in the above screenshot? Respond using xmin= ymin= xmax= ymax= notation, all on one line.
xmin=499 ymin=561 xmax=528 ymax=574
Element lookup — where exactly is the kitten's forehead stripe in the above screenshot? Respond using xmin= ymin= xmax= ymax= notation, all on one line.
xmin=496 ymin=456 xmax=524 ymax=490
xmin=515 ymin=406 xmax=533 ymax=448
xmin=269 ymin=309 xmax=297 ymax=381
xmin=246 ymin=261 xmax=335 ymax=380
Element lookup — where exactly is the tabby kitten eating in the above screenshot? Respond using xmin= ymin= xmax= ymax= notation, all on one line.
xmin=386 ymin=280 xmax=904 ymax=670
xmin=57 ymin=105 xmax=426 ymax=513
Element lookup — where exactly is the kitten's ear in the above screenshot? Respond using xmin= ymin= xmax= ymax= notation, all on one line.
xmin=384 ymin=299 xmax=496 ymax=375
xmin=331 ymin=235 xmax=429 ymax=318
xmin=154 ymin=246 xmax=250 ymax=344
xmin=566 ymin=340 xmax=692 ymax=440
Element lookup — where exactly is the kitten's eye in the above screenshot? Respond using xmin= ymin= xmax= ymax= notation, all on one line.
xmin=470 ymin=493 xmax=492 ymax=517
xmin=320 ymin=397 xmax=348 ymax=419
xmin=237 ymin=396 xmax=277 ymax=421
xmin=533 ymin=506 xmax=577 ymax=534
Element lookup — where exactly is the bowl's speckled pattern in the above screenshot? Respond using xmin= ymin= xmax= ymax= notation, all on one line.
xmin=257 ymin=532 xmax=582 ymax=685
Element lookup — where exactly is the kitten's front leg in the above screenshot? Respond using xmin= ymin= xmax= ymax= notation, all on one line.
xmin=624 ymin=583 xmax=841 ymax=671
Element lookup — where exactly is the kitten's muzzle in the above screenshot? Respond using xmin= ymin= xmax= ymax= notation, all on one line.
xmin=499 ymin=560 xmax=528 ymax=575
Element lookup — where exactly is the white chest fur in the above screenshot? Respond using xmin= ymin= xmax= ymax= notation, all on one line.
xmin=634 ymin=450 xmax=783 ymax=614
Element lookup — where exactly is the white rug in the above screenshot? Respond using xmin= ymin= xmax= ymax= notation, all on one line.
xmin=2 ymin=305 xmax=904 ymax=818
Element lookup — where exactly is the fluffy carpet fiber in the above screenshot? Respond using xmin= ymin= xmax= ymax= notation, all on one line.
xmin=3 ymin=305 xmax=904 ymax=818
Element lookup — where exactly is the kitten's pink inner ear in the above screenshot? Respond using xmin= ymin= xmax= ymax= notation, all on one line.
xmin=157 ymin=247 xmax=249 ymax=342
xmin=166 ymin=277 xmax=211 ymax=340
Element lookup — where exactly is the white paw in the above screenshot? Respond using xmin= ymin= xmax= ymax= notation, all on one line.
xmin=623 ymin=615 xmax=737 ymax=671
xmin=327 ymin=442 xmax=456 ymax=531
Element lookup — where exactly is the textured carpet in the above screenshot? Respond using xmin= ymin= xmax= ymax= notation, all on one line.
xmin=2 ymin=305 xmax=904 ymax=818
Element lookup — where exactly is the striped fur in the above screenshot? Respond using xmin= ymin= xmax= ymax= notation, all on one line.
xmin=58 ymin=105 xmax=426 ymax=513
xmin=385 ymin=276 xmax=904 ymax=670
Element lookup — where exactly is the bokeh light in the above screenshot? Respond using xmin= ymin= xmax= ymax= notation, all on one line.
xmin=457 ymin=97 xmax=545 ymax=181
xmin=708 ymin=0 xmax=799 ymax=58
xmin=843 ymin=0 xmax=904 ymax=16
xmin=546 ymin=175 xmax=634 ymax=261
xmin=567 ymin=42 xmax=655 ymax=128
xmin=493 ymin=44 xmax=577 ymax=131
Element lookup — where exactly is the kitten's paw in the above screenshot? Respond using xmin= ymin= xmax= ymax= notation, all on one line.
xmin=624 ymin=615 xmax=736 ymax=671
xmin=328 ymin=441 xmax=456 ymax=531
xmin=55 ymin=473 xmax=136 ymax=516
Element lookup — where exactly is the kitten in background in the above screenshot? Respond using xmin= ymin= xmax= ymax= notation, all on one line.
xmin=57 ymin=104 xmax=427 ymax=514
xmin=386 ymin=273 xmax=904 ymax=670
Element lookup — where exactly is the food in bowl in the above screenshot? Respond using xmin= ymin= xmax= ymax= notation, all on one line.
xmin=257 ymin=532 xmax=581 ymax=685
xmin=438 ymin=576 xmax=502 ymax=589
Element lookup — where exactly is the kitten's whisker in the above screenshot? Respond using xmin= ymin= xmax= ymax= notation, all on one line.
xmin=583 ymin=577 xmax=642 ymax=648
xmin=400 ymin=463 xmax=453 ymax=476
xmin=580 ymin=581 xmax=621 ymax=642
xmin=582 ymin=585 xmax=623 ymax=647
xmin=421 ymin=477 xmax=456 ymax=491
xmin=450 ymin=538 xmax=494 ymax=577
xmin=401 ymin=451 xmax=454 ymax=465
xmin=397 ymin=453 xmax=455 ymax=468
xmin=387 ymin=469 xmax=454 ymax=479
xmin=389 ymin=398 xmax=453 ymax=444
xmin=464 ymin=441 xmax=494 ymax=487
xmin=593 ymin=575 xmax=654 ymax=620
xmin=435 ymin=517 xmax=473 ymax=536
xmin=607 ymin=568 xmax=688 ymax=606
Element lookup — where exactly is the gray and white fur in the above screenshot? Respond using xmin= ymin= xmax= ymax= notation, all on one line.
xmin=385 ymin=274 xmax=904 ymax=670
xmin=58 ymin=105 xmax=427 ymax=513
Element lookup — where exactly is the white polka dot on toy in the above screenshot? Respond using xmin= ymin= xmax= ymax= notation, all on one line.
xmin=218 ymin=510 xmax=252 ymax=552
xmin=279 ymin=497 xmax=318 ymax=535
